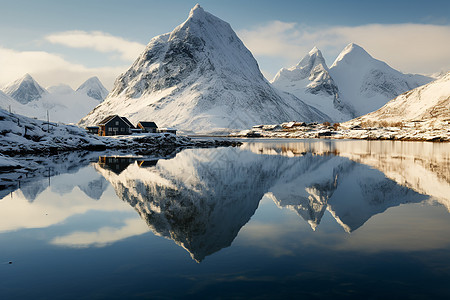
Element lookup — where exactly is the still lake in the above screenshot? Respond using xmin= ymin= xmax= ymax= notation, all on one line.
xmin=0 ymin=139 xmax=449 ymax=299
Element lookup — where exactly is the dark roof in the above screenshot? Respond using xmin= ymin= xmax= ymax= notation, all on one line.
xmin=121 ymin=117 xmax=135 ymax=129
xmin=137 ymin=121 xmax=158 ymax=128
xmin=97 ymin=115 xmax=134 ymax=128
xmin=86 ymin=126 xmax=99 ymax=129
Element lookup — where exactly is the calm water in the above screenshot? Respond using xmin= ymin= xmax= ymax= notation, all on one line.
xmin=0 ymin=140 xmax=449 ymax=299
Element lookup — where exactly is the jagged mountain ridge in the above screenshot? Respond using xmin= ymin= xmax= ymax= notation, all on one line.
xmin=79 ymin=4 xmax=329 ymax=133
xmin=2 ymin=73 xmax=48 ymax=104
xmin=272 ymin=47 xmax=338 ymax=96
xmin=271 ymin=47 xmax=351 ymax=122
xmin=272 ymin=43 xmax=433 ymax=121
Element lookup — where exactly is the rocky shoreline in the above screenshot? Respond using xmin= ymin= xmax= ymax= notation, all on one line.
xmin=231 ymin=121 xmax=450 ymax=142
xmin=0 ymin=109 xmax=241 ymax=156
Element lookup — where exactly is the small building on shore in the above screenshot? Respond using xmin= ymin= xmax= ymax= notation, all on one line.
xmin=97 ymin=115 xmax=134 ymax=136
xmin=86 ymin=126 xmax=99 ymax=134
xmin=136 ymin=121 xmax=158 ymax=133
xmin=158 ymin=127 xmax=177 ymax=134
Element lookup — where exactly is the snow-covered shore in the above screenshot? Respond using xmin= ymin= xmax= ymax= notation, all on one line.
xmin=0 ymin=108 xmax=240 ymax=156
xmin=231 ymin=121 xmax=450 ymax=142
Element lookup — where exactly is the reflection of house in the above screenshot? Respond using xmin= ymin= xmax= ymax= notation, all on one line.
xmin=97 ymin=115 xmax=134 ymax=136
xmin=158 ymin=127 xmax=177 ymax=134
xmin=97 ymin=156 xmax=135 ymax=175
xmin=137 ymin=121 xmax=158 ymax=133
xmin=86 ymin=126 xmax=99 ymax=134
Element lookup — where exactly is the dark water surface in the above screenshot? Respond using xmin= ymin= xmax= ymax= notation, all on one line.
xmin=1 ymin=140 xmax=449 ymax=299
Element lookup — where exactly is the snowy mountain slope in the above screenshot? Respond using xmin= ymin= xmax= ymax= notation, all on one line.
xmin=329 ymin=43 xmax=433 ymax=116
xmin=76 ymin=77 xmax=108 ymax=101
xmin=0 ymin=90 xmax=29 ymax=113
xmin=2 ymin=73 xmax=48 ymax=104
xmin=349 ymin=71 xmax=450 ymax=126
xmin=47 ymin=84 xmax=74 ymax=94
xmin=79 ymin=4 xmax=329 ymax=133
xmin=37 ymin=88 xmax=102 ymax=123
xmin=271 ymin=47 xmax=351 ymax=122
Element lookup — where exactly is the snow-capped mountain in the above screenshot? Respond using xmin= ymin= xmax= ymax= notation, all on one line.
xmin=349 ymin=71 xmax=450 ymax=127
xmin=271 ymin=47 xmax=351 ymax=122
xmin=79 ymin=4 xmax=328 ymax=133
xmin=1 ymin=75 xmax=107 ymax=124
xmin=76 ymin=76 xmax=108 ymax=101
xmin=272 ymin=44 xmax=433 ymax=121
xmin=2 ymin=73 xmax=48 ymax=104
xmin=329 ymin=43 xmax=433 ymax=116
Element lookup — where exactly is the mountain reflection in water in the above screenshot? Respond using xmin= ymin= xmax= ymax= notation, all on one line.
xmin=92 ymin=140 xmax=448 ymax=261
xmin=1 ymin=140 xmax=448 ymax=262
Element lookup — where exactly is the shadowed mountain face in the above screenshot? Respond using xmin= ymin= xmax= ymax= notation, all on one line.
xmin=93 ymin=141 xmax=441 ymax=261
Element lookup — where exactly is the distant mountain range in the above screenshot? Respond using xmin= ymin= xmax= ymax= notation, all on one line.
xmin=0 ymin=74 xmax=108 ymax=123
xmin=1 ymin=4 xmax=446 ymax=132
xmin=77 ymin=5 xmax=438 ymax=133
xmin=272 ymin=43 xmax=433 ymax=121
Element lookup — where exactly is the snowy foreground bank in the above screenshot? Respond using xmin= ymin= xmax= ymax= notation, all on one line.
xmin=0 ymin=109 xmax=240 ymax=156
xmin=232 ymin=121 xmax=450 ymax=142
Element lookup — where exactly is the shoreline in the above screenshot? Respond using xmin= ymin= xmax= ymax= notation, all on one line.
xmin=229 ymin=122 xmax=450 ymax=142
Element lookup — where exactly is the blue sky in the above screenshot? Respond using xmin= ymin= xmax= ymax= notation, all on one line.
xmin=1 ymin=0 xmax=449 ymax=89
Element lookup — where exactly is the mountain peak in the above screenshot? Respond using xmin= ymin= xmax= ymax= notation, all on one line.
xmin=189 ymin=3 xmax=205 ymax=18
xmin=309 ymin=46 xmax=320 ymax=55
xmin=79 ymin=5 xmax=328 ymax=131
xmin=76 ymin=76 xmax=108 ymax=101
xmin=2 ymin=74 xmax=47 ymax=104
xmin=331 ymin=43 xmax=372 ymax=67
xmin=295 ymin=46 xmax=327 ymax=71
xmin=22 ymin=73 xmax=33 ymax=81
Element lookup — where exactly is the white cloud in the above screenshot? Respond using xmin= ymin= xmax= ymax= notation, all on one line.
xmin=238 ymin=22 xmax=450 ymax=75
xmin=45 ymin=30 xmax=146 ymax=61
xmin=0 ymin=46 xmax=126 ymax=89
xmin=51 ymin=218 xmax=149 ymax=248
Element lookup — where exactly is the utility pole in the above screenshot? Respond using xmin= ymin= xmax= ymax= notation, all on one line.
xmin=47 ymin=110 xmax=49 ymax=132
